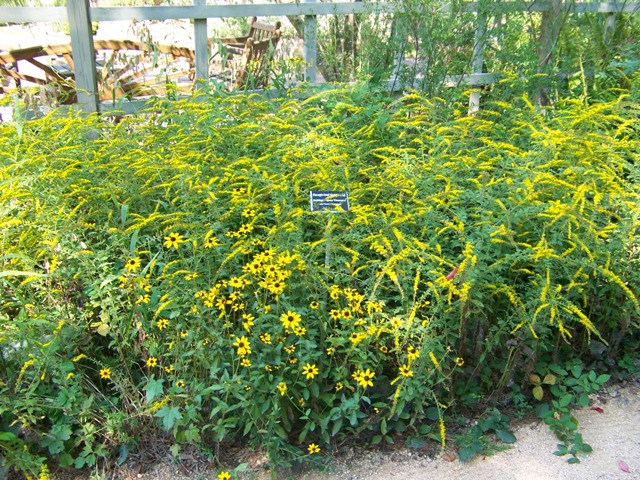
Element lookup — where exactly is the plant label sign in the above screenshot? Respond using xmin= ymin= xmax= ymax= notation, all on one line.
xmin=310 ymin=190 xmax=349 ymax=213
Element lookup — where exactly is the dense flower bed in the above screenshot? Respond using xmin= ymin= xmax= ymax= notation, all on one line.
xmin=1 ymin=83 xmax=639 ymax=477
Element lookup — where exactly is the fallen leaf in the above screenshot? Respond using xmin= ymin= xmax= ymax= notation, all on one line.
xmin=443 ymin=452 xmax=457 ymax=462
xmin=619 ymin=460 xmax=631 ymax=473
xmin=589 ymin=406 xmax=604 ymax=413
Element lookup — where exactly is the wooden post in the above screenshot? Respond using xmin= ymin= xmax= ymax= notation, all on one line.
xmin=304 ymin=0 xmax=317 ymax=83
xmin=194 ymin=0 xmax=209 ymax=87
xmin=66 ymin=0 xmax=98 ymax=113
xmin=604 ymin=12 xmax=616 ymax=46
xmin=469 ymin=6 xmax=487 ymax=113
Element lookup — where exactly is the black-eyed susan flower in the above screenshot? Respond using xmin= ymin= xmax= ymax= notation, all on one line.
xmin=307 ymin=443 xmax=321 ymax=454
xmin=310 ymin=301 xmax=320 ymax=309
xmin=163 ymin=232 xmax=185 ymax=249
xmin=455 ymin=357 xmax=465 ymax=367
xmin=156 ymin=319 xmax=168 ymax=330
xmin=302 ymin=363 xmax=319 ymax=380
xmin=241 ymin=358 xmax=251 ymax=367
xmin=233 ymin=336 xmax=251 ymax=356
xmin=146 ymin=357 xmax=158 ymax=368
xmin=277 ymin=382 xmax=287 ymax=396
xmin=176 ymin=380 xmax=185 ymax=388
xmin=329 ymin=309 xmax=341 ymax=320
xmin=217 ymin=471 xmax=231 ymax=480
xmin=280 ymin=310 xmax=301 ymax=329
xmin=99 ymin=368 xmax=111 ymax=379
xmin=125 ymin=257 xmax=141 ymax=272
xmin=204 ymin=236 xmax=220 ymax=249
xmin=353 ymin=368 xmax=375 ymax=388
xmin=399 ymin=364 xmax=414 ymax=377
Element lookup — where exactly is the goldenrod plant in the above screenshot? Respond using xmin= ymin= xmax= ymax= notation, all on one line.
xmin=1 ymin=78 xmax=639 ymax=476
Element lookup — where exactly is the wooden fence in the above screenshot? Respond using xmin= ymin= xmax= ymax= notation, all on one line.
xmin=1 ymin=1 xmax=639 ymax=113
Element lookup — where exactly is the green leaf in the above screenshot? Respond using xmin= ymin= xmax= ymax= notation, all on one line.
xmin=331 ymin=418 xmax=343 ymax=437
xmin=155 ymin=406 xmax=182 ymax=430
xmin=578 ymin=393 xmax=590 ymax=408
xmin=145 ymin=377 xmax=164 ymax=403
xmin=567 ymin=457 xmax=581 ymax=464
xmin=459 ymin=445 xmax=479 ymax=462
xmin=0 ymin=432 xmax=20 ymax=443
xmin=533 ymin=385 xmax=544 ymax=401
xmin=559 ymin=393 xmax=573 ymax=408
xmin=496 ymin=429 xmax=516 ymax=444
xmin=542 ymin=373 xmax=556 ymax=385
xmin=595 ymin=374 xmax=611 ymax=385
xmin=406 ymin=436 xmax=429 ymax=449
xmin=529 ymin=374 xmax=541 ymax=386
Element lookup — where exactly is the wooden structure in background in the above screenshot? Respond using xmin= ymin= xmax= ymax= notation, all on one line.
xmin=219 ymin=17 xmax=282 ymax=88
xmin=1 ymin=1 xmax=639 ymax=113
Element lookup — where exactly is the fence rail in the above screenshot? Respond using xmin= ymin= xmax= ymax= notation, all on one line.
xmin=1 ymin=1 xmax=639 ymax=113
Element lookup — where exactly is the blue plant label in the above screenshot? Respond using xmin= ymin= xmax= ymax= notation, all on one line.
xmin=310 ymin=190 xmax=349 ymax=213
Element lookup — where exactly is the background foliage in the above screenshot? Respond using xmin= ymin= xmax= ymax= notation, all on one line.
xmin=1 ymin=73 xmax=639 ymax=477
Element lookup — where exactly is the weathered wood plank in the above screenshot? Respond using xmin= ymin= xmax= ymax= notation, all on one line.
xmin=2 ymin=2 xmax=639 ymax=24
xmin=66 ymin=0 xmax=98 ymax=113
xmin=193 ymin=0 xmax=208 ymax=85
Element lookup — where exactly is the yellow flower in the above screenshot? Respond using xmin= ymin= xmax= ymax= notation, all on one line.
xmin=180 ymin=330 xmax=189 ymax=338
xmin=326 ymin=347 xmax=335 ymax=355
xmin=164 ymin=232 xmax=185 ymax=249
xmin=310 ymin=301 xmax=320 ymax=309
xmin=156 ymin=319 xmax=168 ymax=330
xmin=146 ymin=357 xmax=158 ymax=368
xmin=399 ymin=364 xmax=413 ymax=377
xmin=260 ymin=333 xmax=272 ymax=344
xmin=99 ymin=368 xmax=111 ymax=379
xmin=429 ymin=352 xmax=441 ymax=371
xmin=164 ymin=365 xmax=174 ymax=373
xmin=455 ymin=357 xmax=464 ymax=367
xmin=176 ymin=380 xmax=185 ymax=388
xmin=125 ymin=257 xmax=141 ymax=272
xmin=217 ymin=471 xmax=231 ymax=480
xmin=280 ymin=310 xmax=301 ymax=330
xmin=335 ymin=382 xmax=343 ymax=391
xmin=302 ymin=363 xmax=319 ymax=380
xmin=241 ymin=358 xmax=251 ymax=367
xmin=229 ymin=277 xmax=244 ymax=289
xmin=204 ymin=236 xmax=221 ymax=249
xmin=329 ymin=309 xmax=341 ymax=320
xmin=233 ymin=336 xmax=251 ymax=357
xmin=307 ymin=443 xmax=321 ymax=454
xmin=353 ymin=368 xmax=375 ymax=388
xmin=277 ymin=382 xmax=287 ymax=396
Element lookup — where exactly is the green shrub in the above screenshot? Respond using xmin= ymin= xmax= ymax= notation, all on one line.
xmin=1 ymin=81 xmax=639 ymax=476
